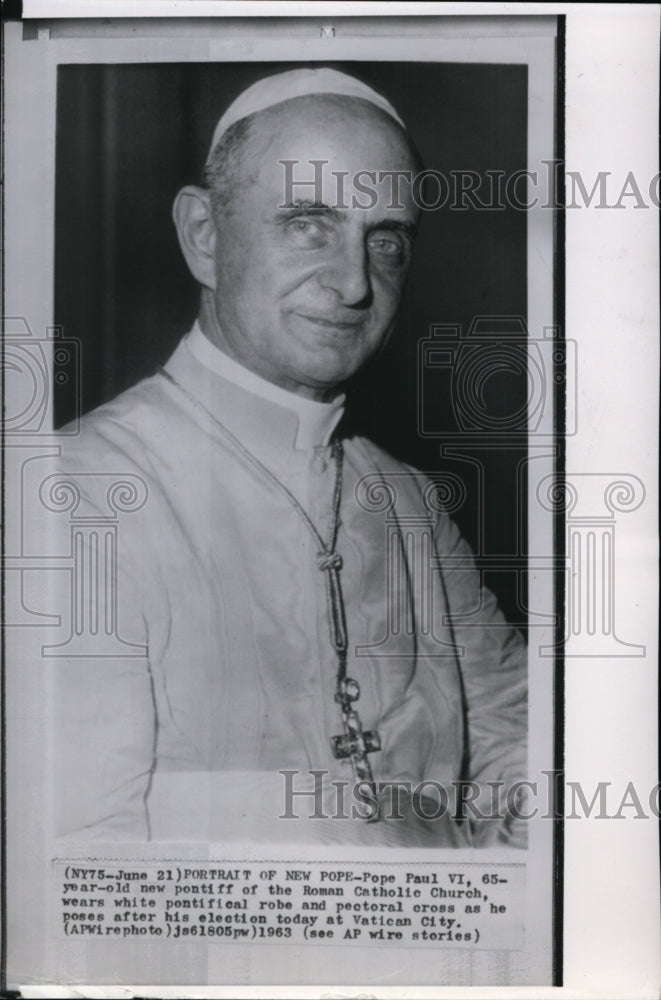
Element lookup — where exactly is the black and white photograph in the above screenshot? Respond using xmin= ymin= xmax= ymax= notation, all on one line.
xmin=2 ymin=3 xmax=659 ymax=997
xmin=51 ymin=54 xmax=535 ymax=848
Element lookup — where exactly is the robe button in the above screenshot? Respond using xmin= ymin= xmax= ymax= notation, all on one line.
xmin=311 ymin=454 xmax=327 ymax=474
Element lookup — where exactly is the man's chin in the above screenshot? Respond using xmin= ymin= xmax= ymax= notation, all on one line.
xmin=295 ymin=338 xmax=378 ymax=383
xmin=291 ymin=357 xmax=368 ymax=395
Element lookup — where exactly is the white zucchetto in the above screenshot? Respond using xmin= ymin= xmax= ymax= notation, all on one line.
xmin=206 ymin=67 xmax=405 ymax=161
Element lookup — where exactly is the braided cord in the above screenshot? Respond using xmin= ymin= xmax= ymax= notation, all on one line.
xmin=159 ymin=367 xmax=347 ymax=660
xmin=158 ymin=366 xmax=379 ymax=820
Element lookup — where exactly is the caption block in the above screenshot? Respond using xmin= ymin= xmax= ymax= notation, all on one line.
xmin=54 ymin=860 xmax=524 ymax=950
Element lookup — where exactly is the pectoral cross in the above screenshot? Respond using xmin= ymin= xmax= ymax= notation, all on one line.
xmin=331 ymin=711 xmax=381 ymax=764
xmin=331 ymin=676 xmax=381 ymax=821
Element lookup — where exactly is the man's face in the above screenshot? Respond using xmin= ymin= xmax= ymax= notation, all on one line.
xmin=206 ymin=97 xmax=420 ymax=399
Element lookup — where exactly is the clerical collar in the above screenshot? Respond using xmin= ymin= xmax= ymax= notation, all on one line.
xmin=184 ymin=322 xmax=345 ymax=451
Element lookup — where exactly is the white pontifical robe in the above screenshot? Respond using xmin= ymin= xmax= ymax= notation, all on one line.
xmin=50 ymin=324 xmax=527 ymax=846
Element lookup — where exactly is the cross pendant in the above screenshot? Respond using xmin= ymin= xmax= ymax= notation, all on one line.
xmin=331 ymin=722 xmax=381 ymax=762
xmin=331 ymin=709 xmax=381 ymax=821
xmin=331 ymin=707 xmax=381 ymax=776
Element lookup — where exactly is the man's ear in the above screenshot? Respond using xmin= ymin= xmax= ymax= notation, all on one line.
xmin=172 ymin=186 xmax=217 ymax=291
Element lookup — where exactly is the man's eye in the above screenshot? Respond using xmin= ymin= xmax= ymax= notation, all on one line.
xmin=286 ymin=216 xmax=326 ymax=234
xmin=284 ymin=217 xmax=327 ymax=247
xmin=291 ymin=219 xmax=316 ymax=232
xmin=367 ymin=234 xmax=405 ymax=257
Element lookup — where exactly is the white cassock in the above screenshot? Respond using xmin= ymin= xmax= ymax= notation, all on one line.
xmin=50 ymin=323 xmax=527 ymax=847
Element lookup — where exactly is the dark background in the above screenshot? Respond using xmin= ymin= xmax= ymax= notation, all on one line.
xmin=54 ymin=61 xmax=528 ymax=628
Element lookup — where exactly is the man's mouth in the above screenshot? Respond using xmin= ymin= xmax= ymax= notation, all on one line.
xmin=294 ymin=312 xmax=363 ymax=331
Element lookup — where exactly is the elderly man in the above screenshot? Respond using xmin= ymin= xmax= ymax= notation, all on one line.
xmin=53 ymin=68 xmax=527 ymax=847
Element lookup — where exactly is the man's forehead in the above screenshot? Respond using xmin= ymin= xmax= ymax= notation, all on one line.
xmin=245 ymin=102 xmax=420 ymax=218
xmin=257 ymin=95 xmax=403 ymax=143
xmin=248 ymin=97 xmax=419 ymax=183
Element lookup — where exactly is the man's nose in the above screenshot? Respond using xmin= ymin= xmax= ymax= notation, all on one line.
xmin=318 ymin=237 xmax=371 ymax=307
